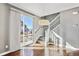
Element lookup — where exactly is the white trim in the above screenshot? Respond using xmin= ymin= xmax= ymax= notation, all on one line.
xmin=52 ymin=31 xmax=78 ymax=51
xmin=0 ymin=49 xmax=19 ymax=56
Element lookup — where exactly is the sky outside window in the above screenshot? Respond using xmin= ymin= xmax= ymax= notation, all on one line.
xmin=21 ymin=15 xmax=33 ymax=30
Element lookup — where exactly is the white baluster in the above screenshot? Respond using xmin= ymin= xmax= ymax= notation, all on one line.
xmin=45 ymin=29 xmax=49 ymax=56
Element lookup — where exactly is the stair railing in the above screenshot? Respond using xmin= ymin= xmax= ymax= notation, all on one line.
xmin=45 ymin=14 xmax=60 ymax=56
xmin=33 ymin=26 xmax=43 ymax=45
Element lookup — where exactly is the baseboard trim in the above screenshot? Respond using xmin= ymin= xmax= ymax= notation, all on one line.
xmin=0 ymin=49 xmax=20 ymax=56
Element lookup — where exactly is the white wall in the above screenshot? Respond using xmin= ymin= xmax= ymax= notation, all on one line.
xmin=60 ymin=7 xmax=79 ymax=48
xmin=0 ymin=4 xmax=10 ymax=53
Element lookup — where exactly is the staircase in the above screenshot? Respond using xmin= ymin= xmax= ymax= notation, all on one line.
xmin=44 ymin=13 xmax=78 ymax=56
xmin=33 ymin=26 xmax=44 ymax=45
xmin=32 ymin=12 xmax=77 ymax=56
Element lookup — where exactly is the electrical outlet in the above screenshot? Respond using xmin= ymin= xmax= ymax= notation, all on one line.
xmin=5 ymin=45 xmax=8 ymax=49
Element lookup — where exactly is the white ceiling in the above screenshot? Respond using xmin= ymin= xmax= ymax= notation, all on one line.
xmin=10 ymin=3 xmax=79 ymax=17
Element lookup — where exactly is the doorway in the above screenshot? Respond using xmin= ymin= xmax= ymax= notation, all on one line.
xmin=20 ymin=15 xmax=33 ymax=48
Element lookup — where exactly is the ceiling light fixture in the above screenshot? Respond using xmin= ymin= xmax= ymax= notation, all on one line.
xmin=72 ymin=11 xmax=79 ymax=15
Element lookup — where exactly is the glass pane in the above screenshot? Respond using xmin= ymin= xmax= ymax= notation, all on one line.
xmin=20 ymin=15 xmax=33 ymax=47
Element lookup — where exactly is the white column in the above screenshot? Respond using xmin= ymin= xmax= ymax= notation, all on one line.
xmin=45 ymin=29 xmax=49 ymax=56
xmin=45 ymin=25 xmax=50 ymax=56
xmin=9 ymin=9 xmax=20 ymax=51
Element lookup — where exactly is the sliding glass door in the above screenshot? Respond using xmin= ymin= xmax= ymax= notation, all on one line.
xmin=20 ymin=15 xmax=33 ymax=47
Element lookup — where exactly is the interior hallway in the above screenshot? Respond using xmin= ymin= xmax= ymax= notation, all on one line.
xmin=1 ymin=3 xmax=79 ymax=56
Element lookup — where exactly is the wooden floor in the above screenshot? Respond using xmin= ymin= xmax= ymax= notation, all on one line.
xmin=4 ymin=50 xmax=21 ymax=56
xmin=4 ymin=46 xmax=68 ymax=56
xmin=3 ymin=43 xmax=79 ymax=56
xmin=4 ymin=49 xmax=44 ymax=56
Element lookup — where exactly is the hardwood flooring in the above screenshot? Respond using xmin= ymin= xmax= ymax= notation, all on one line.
xmin=3 ymin=43 xmax=79 ymax=56
xmin=4 ymin=50 xmax=20 ymax=56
